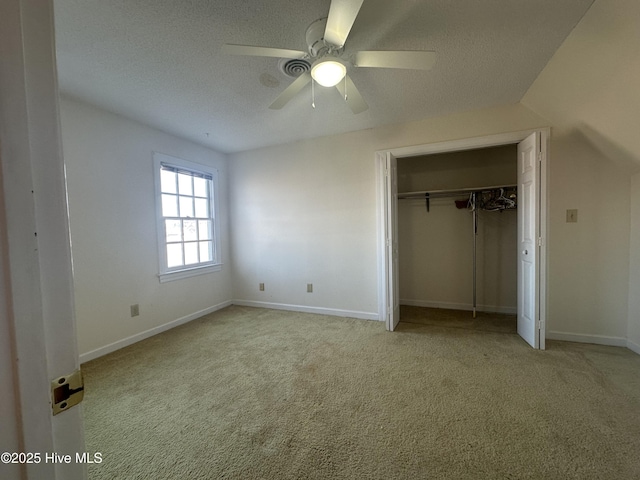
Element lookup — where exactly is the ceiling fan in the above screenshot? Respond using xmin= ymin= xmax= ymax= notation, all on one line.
xmin=221 ymin=0 xmax=436 ymax=114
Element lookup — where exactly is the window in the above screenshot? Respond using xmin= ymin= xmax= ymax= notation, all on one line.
xmin=153 ymin=153 xmax=221 ymax=282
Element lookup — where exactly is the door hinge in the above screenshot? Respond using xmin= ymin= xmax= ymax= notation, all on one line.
xmin=51 ymin=368 xmax=84 ymax=415
xmin=537 ymin=320 xmax=543 ymax=330
xmin=537 ymin=237 xmax=543 ymax=247
xmin=538 ymin=152 xmax=543 ymax=162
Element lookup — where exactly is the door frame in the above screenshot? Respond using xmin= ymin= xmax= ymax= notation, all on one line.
xmin=0 ymin=0 xmax=86 ymax=478
xmin=376 ymin=128 xmax=549 ymax=348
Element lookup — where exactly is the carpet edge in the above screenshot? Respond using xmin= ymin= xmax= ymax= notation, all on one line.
xmin=79 ymin=300 xmax=233 ymax=363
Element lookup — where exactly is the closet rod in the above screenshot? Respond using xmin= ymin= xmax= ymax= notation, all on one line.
xmin=397 ymin=183 xmax=516 ymax=200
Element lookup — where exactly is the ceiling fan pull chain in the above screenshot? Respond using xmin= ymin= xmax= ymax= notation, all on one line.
xmin=312 ymin=78 xmax=316 ymax=108
xmin=344 ymin=75 xmax=348 ymax=101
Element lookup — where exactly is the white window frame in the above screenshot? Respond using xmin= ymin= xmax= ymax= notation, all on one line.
xmin=153 ymin=152 xmax=222 ymax=283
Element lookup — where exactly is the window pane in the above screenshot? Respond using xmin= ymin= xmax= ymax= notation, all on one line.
xmin=194 ymin=198 xmax=209 ymax=218
xmin=193 ymin=177 xmax=208 ymax=197
xmin=198 ymin=220 xmax=211 ymax=240
xmin=165 ymin=219 xmax=182 ymax=243
xmin=162 ymin=194 xmax=178 ymax=217
xmin=178 ymin=173 xmax=193 ymax=196
xmin=160 ymin=169 xmax=177 ymax=194
xmin=183 ymin=220 xmax=197 ymax=242
xmin=167 ymin=244 xmax=183 ymax=268
xmin=199 ymin=241 xmax=212 ymax=262
xmin=184 ymin=242 xmax=198 ymax=265
xmin=179 ymin=196 xmax=194 ymax=218
xmin=155 ymin=155 xmax=218 ymax=275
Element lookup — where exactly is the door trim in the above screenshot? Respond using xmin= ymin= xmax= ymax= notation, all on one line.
xmin=0 ymin=0 xmax=86 ymax=478
xmin=375 ymin=129 xmax=549 ymax=347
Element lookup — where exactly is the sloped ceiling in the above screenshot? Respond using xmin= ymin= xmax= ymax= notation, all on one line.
xmin=54 ymin=0 xmax=594 ymax=154
xmin=522 ymin=0 xmax=640 ymax=171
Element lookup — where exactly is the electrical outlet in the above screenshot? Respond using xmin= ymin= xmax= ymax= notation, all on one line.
xmin=307 ymin=283 xmax=313 ymax=293
xmin=566 ymin=209 xmax=578 ymax=223
xmin=259 ymin=283 xmax=265 ymax=291
xmin=130 ymin=304 xmax=140 ymax=317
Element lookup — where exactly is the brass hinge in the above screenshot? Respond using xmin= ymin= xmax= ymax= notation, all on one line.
xmin=51 ymin=369 xmax=84 ymax=415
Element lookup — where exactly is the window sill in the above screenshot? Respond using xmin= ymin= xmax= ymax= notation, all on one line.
xmin=158 ymin=264 xmax=222 ymax=283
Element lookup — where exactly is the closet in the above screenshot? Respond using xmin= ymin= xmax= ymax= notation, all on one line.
xmin=396 ymin=144 xmax=518 ymax=325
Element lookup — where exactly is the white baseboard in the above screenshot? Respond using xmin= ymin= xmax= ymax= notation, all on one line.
xmin=79 ymin=300 xmax=233 ymax=363
xmin=546 ymin=330 xmax=627 ymax=348
xmin=78 ymin=300 xmax=640 ymax=362
xmin=232 ymin=299 xmax=380 ymax=322
xmin=627 ymin=338 xmax=640 ymax=355
xmin=400 ymin=299 xmax=517 ymax=315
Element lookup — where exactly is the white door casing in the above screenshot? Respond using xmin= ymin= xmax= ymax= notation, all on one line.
xmin=0 ymin=0 xmax=86 ymax=479
xmin=386 ymin=153 xmax=400 ymax=331
xmin=376 ymin=129 xmax=548 ymax=347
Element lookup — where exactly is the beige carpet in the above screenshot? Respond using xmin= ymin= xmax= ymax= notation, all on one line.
xmin=82 ymin=306 xmax=640 ymax=479
xmin=400 ymin=305 xmax=517 ymax=334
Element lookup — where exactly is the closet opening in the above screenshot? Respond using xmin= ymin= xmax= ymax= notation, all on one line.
xmin=397 ymin=145 xmax=518 ymax=335
xmin=376 ymin=129 xmax=548 ymax=349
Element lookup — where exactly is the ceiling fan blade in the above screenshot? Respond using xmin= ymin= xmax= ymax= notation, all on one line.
xmin=353 ymin=50 xmax=436 ymax=70
xmin=324 ymin=0 xmax=365 ymax=48
xmin=269 ymin=72 xmax=312 ymax=110
xmin=335 ymin=75 xmax=368 ymax=114
xmin=222 ymin=44 xmax=306 ymax=59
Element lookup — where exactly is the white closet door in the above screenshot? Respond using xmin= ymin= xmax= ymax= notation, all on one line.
xmin=386 ymin=152 xmax=400 ymax=331
xmin=0 ymin=1 xmax=86 ymax=478
xmin=517 ymin=132 xmax=540 ymax=348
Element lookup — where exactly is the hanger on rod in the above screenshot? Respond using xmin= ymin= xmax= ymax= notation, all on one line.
xmin=397 ymin=184 xmax=516 ymax=201
xmin=398 ymin=184 xmax=517 ymax=213
xmin=476 ymin=187 xmax=517 ymax=211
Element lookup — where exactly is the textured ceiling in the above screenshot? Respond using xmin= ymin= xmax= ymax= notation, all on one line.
xmin=53 ymin=0 xmax=594 ymax=154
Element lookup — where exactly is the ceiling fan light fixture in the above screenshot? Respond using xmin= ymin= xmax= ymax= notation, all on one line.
xmin=311 ymin=58 xmax=346 ymax=87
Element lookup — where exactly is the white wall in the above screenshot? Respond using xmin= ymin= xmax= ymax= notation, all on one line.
xmin=542 ymin=130 xmax=630 ymax=342
xmin=397 ymin=146 xmax=517 ymax=193
xmin=398 ymin=146 xmax=517 ymax=313
xmin=59 ymin=97 xmax=232 ymax=358
xmin=229 ymin=104 xmax=546 ymax=319
xmin=399 ymin=201 xmax=517 ymax=313
xmin=229 ymin=129 xmax=380 ymax=319
xmin=522 ymin=0 xmax=640 ymax=346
